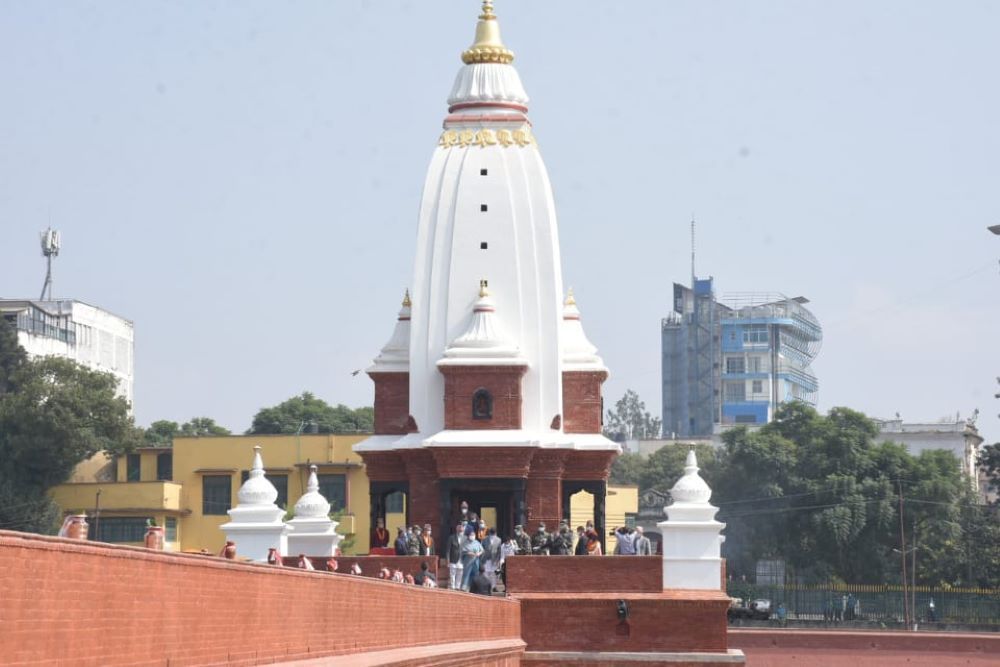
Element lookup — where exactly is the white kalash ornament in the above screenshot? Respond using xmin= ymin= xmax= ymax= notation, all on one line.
xmin=220 ymin=446 xmax=289 ymax=562
xmin=286 ymin=465 xmax=343 ymax=557
xmin=658 ymin=450 xmax=726 ymax=590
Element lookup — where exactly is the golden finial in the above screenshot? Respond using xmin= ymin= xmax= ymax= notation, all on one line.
xmin=565 ymin=287 xmax=576 ymax=306
xmin=402 ymin=289 xmax=412 ymax=308
xmin=462 ymin=0 xmax=514 ymax=65
xmin=479 ymin=279 xmax=490 ymax=297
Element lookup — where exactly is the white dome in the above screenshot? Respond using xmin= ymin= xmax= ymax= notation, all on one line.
xmin=294 ymin=465 xmax=331 ymax=519
xmin=448 ymin=63 xmax=529 ymax=107
xmin=437 ymin=285 xmax=526 ymax=366
xmin=669 ymin=450 xmax=713 ymax=505
xmin=237 ymin=446 xmax=279 ymax=506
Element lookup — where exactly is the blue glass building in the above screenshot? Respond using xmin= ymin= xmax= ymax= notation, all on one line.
xmin=661 ymin=281 xmax=821 ymax=437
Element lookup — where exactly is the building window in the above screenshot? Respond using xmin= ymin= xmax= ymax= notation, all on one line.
xmin=743 ymin=325 xmax=769 ymax=344
xmin=724 ymin=382 xmax=746 ymax=402
xmin=480 ymin=168 xmax=488 ymax=176
xmin=725 ymin=357 xmax=745 ymax=374
xmin=202 ymin=475 xmax=232 ymax=515
xmin=318 ymin=474 xmax=347 ymax=513
xmin=156 ymin=452 xmax=173 ymax=481
xmin=385 ymin=491 xmax=404 ymax=513
xmin=126 ymin=454 xmax=141 ymax=482
xmin=241 ymin=471 xmax=289 ymax=509
xmin=165 ymin=517 xmax=178 ymax=542
xmin=480 ymin=204 xmax=488 ymax=212
xmin=752 ymin=380 xmax=764 ymax=394
xmin=480 ymin=242 xmax=488 ymax=249
xmin=91 ymin=517 xmax=150 ymax=543
xmin=624 ymin=513 xmax=637 ymax=529
xmin=735 ymin=414 xmax=758 ymax=424
xmin=472 ymin=388 xmax=494 ymax=420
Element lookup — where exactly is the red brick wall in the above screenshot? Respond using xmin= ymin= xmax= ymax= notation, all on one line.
xmin=562 ymin=370 xmax=607 ymax=434
xmin=359 ymin=450 xmax=407 ymax=481
xmin=516 ymin=591 xmax=730 ymax=653
xmin=562 ymin=450 xmax=618 ymax=480
xmin=370 ymin=371 xmax=410 ymax=435
xmin=441 ymin=365 xmax=527 ymax=430
xmin=0 ymin=530 xmax=522 ymax=666
xmin=402 ymin=449 xmax=441 ymax=533
xmin=506 ymin=555 xmax=663 ymax=594
xmin=729 ymin=629 xmax=1000 ymax=654
xmin=433 ymin=447 xmax=535 ymax=478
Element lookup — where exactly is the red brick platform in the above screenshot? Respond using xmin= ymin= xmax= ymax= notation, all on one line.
xmin=507 ymin=557 xmax=741 ymax=665
xmin=730 ymin=629 xmax=1000 ymax=666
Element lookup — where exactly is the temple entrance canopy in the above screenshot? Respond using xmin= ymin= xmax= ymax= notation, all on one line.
xmin=354 ymin=1 xmax=620 ymax=549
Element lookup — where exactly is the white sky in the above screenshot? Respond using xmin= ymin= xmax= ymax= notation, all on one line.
xmin=1 ymin=1 xmax=997 ymax=443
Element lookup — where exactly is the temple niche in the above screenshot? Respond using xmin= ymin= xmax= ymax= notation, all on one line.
xmin=354 ymin=1 xmax=618 ymax=548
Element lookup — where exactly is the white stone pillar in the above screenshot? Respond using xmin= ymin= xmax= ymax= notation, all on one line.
xmin=220 ymin=446 xmax=289 ymax=562
xmin=658 ymin=450 xmax=725 ymax=590
xmin=286 ymin=465 xmax=343 ymax=557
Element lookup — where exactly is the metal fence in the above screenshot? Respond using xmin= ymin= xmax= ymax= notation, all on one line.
xmin=726 ymin=582 xmax=1000 ymax=626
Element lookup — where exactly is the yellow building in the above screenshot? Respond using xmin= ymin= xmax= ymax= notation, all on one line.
xmin=570 ymin=484 xmax=639 ymax=554
xmin=50 ymin=436 xmax=636 ymax=555
xmin=50 ymin=434 xmax=373 ymax=554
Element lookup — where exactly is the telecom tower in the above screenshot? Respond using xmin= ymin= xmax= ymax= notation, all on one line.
xmin=39 ymin=227 xmax=60 ymax=300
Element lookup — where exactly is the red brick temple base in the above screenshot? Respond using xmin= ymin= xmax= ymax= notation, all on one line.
xmin=507 ymin=556 xmax=745 ymax=666
xmin=361 ymin=447 xmax=616 ymax=550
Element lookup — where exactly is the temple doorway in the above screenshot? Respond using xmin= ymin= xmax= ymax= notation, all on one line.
xmin=440 ymin=478 xmax=527 ymax=543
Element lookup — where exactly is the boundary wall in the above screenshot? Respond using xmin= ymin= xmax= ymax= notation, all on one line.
xmin=730 ymin=629 xmax=1000 ymax=666
xmin=505 ymin=555 xmax=662 ymax=594
xmin=0 ymin=530 xmax=522 ymax=667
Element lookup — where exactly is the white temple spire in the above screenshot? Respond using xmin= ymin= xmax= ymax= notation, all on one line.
xmin=658 ymin=449 xmax=726 ymax=590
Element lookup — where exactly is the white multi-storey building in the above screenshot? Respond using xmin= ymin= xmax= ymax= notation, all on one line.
xmin=0 ymin=299 xmax=134 ymax=407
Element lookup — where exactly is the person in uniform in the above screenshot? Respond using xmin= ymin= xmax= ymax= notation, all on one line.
xmin=513 ymin=524 xmax=532 ymax=555
xmin=551 ymin=521 xmax=573 ymax=555
xmin=372 ymin=517 xmax=389 ymax=549
xmin=531 ymin=522 xmax=551 ymax=555
xmin=406 ymin=525 xmax=422 ymax=556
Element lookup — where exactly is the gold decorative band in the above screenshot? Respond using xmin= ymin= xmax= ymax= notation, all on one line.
xmin=438 ymin=127 xmax=535 ymax=149
xmin=461 ymin=45 xmax=515 ymax=65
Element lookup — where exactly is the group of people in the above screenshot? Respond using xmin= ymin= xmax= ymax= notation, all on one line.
xmin=371 ymin=503 xmax=657 ymax=596
xmin=375 ymin=560 xmax=438 ymax=588
xmin=610 ymin=525 xmax=653 ymax=556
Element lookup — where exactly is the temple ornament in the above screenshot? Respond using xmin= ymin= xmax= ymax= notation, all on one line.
xmin=438 ymin=127 xmax=535 ymax=149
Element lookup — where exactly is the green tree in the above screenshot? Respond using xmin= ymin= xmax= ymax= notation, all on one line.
xmin=144 ymin=420 xmax=179 ymax=446
xmin=143 ymin=417 xmax=232 ymax=446
xmin=248 ymin=392 xmax=373 ymax=435
xmin=0 ymin=316 xmax=138 ymax=533
xmin=979 ymin=442 xmax=1000 ymax=502
xmin=604 ymin=389 xmax=661 ymax=441
xmin=610 ymin=444 xmax=716 ymax=493
xmin=179 ymin=417 xmax=231 ymax=437
xmin=0 ymin=313 xmax=26 ymax=394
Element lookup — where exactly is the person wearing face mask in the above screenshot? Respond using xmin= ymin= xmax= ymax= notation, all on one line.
xmin=513 ymin=524 xmax=532 ymax=555
xmin=447 ymin=522 xmax=465 ymax=589
xmin=531 ymin=522 xmax=551 ymax=555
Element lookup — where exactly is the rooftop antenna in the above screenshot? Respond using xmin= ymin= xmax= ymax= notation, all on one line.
xmin=690 ymin=216 xmax=696 ymax=286
xmin=39 ymin=227 xmax=60 ymax=300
